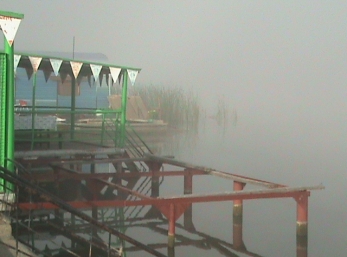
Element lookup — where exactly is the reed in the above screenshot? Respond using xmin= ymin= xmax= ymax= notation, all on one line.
xmin=215 ymin=97 xmax=228 ymax=127
xmin=214 ymin=97 xmax=237 ymax=131
xmin=131 ymin=85 xmax=201 ymax=131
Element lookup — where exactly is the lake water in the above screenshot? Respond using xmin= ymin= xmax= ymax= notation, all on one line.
xmin=124 ymin=112 xmax=345 ymax=257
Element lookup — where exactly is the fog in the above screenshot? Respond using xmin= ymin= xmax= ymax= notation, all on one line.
xmin=3 ymin=1 xmax=347 ymax=143
xmin=2 ymin=1 xmax=347 ymax=256
xmin=3 ymin=1 xmax=347 ymax=107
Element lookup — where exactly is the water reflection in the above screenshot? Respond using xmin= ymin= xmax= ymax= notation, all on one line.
xmin=12 ymin=122 xmax=310 ymax=257
xmin=13 ymin=205 xmax=307 ymax=257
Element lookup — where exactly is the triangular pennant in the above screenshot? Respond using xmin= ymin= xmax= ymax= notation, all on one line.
xmin=25 ymin=67 xmax=33 ymax=80
xmin=118 ymin=72 xmax=122 ymax=85
xmin=87 ymin=74 xmax=92 ymax=87
xmin=29 ymin=56 xmax=42 ymax=73
xmin=105 ymin=73 xmax=110 ymax=86
xmin=77 ymin=75 xmax=83 ymax=85
xmin=14 ymin=54 xmax=21 ymax=73
xmin=70 ymin=61 xmax=83 ymax=78
xmin=50 ymin=59 xmax=63 ymax=76
xmin=99 ymin=73 xmax=103 ymax=86
xmin=60 ymin=72 xmax=68 ymax=84
xmin=90 ymin=64 xmax=102 ymax=81
xmin=43 ymin=69 xmax=52 ymax=82
xmin=109 ymin=67 xmax=121 ymax=83
xmin=0 ymin=16 xmax=22 ymax=46
xmin=127 ymin=69 xmax=138 ymax=86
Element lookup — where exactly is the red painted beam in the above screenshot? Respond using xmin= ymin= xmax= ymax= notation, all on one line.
xmin=17 ymin=186 xmax=321 ymax=210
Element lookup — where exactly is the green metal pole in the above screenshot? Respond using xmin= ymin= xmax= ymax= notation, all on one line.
xmin=120 ymin=71 xmax=128 ymax=148
xmin=5 ymin=39 xmax=15 ymax=182
xmin=30 ymin=73 xmax=37 ymax=150
xmin=70 ymin=76 xmax=76 ymax=140
xmin=0 ymin=54 xmax=7 ymax=192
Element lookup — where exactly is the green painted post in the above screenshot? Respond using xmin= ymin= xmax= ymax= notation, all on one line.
xmin=5 ymin=36 xmax=15 ymax=187
xmin=101 ymin=113 xmax=105 ymax=145
xmin=0 ymin=10 xmax=24 ymax=193
xmin=30 ymin=72 xmax=37 ymax=150
xmin=70 ymin=76 xmax=76 ymax=140
xmin=0 ymin=54 xmax=7 ymax=192
xmin=120 ymin=70 xmax=128 ymax=148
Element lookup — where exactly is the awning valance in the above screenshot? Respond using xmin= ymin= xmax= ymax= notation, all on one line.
xmin=8 ymin=51 xmax=141 ymax=85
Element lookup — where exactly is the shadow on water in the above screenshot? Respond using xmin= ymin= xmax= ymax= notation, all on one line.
xmin=9 ymin=116 xmax=309 ymax=257
xmin=11 ymin=204 xmax=307 ymax=257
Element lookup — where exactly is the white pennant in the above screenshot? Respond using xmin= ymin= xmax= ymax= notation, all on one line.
xmin=127 ymin=69 xmax=138 ymax=86
xmin=29 ymin=56 xmax=42 ymax=73
xmin=90 ymin=64 xmax=102 ymax=82
xmin=50 ymin=59 xmax=63 ymax=76
xmin=14 ymin=54 xmax=21 ymax=73
xmin=109 ymin=67 xmax=121 ymax=83
xmin=0 ymin=16 xmax=22 ymax=46
xmin=70 ymin=61 xmax=83 ymax=78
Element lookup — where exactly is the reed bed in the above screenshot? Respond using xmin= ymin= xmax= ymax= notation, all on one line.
xmin=130 ymin=85 xmax=201 ymax=131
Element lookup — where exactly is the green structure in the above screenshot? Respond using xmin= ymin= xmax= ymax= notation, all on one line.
xmin=0 ymin=9 xmax=140 ymax=193
xmin=0 ymin=10 xmax=24 ymax=192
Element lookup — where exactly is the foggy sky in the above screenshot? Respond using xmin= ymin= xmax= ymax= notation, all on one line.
xmin=1 ymin=1 xmax=347 ymax=129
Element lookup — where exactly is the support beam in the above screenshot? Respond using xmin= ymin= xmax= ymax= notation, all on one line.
xmin=0 ymin=53 xmax=7 ymax=190
xmin=144 ymin=161 xmax=163 ymax=218
xmin=233 ymin=181 xmax=246 ymax=217
xmin=30 ymin=72 xmax=37 ymax=150
xmin=144 ymin=153 xmax=286 ymax=188
xmin=5 ymin=39 xmax=14 ymax=175
xmin=21 ymin=169 xmax=206 ymax=182
xmin=17 ymin=186 xmax=323 ymax=209
xmin=168 ymin=203 xmax=175 ymax=248
xmin=70 ymin=75 xmax=76 ymax=140
xmin=14 ymin=148 xmax=124 ymax=158
xmin=184 ymin=170 xmax=194 ymax=231
xmin=120 ymin=70 xmax=128 ymax=147
xmin=295 ymin=192 xmax=309 ymax=237
xmin=297 ymin=233 xmax=308 ymax=257
xmin=149 ymin=161 xmax=161 ymax=198
xmin=233 ymin=212 xmax=244 ymax=250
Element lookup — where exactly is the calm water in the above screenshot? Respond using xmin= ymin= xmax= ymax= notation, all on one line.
xmin=16 ymin=115 xmax=346 ymax=257
xmin=124 ymin=112 xmax=345 ymax=257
